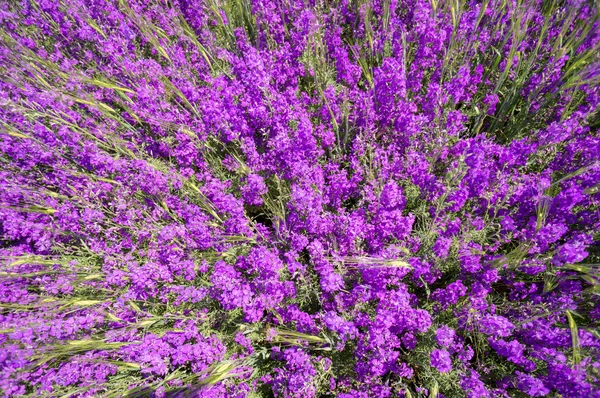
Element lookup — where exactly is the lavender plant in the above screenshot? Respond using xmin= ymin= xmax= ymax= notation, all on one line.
xmin=1 ymin=0 xmax=599 ymax=397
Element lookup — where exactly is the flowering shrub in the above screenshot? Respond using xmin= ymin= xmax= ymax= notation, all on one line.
xmin=1 ymin=0 xmax=600 ymax=396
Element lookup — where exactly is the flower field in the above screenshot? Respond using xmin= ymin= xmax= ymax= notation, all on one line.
xmin=1 ymin=0 xmax=600 ymax=396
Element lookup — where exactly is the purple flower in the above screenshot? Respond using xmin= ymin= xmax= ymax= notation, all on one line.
xmin=435 ymin=326 xmax=456 ymax=347
xmin=430 ymin=349 xmax=452 ymax=373
xmin=516 ymin=371 xmax=549 ymax=396
xmin=242 ymin=173 xmax=268 ymax=206
xmin=479 ymin=315 xmax=514 ymax=338
xmin=461 ymin=370 xmax=490 ymax=398
xmin=432 ymin=237 xmax=452 ymax=259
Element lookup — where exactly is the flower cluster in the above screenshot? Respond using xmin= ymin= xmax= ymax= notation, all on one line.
xmin=1 ymin=0 xmax=600 ymax=396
